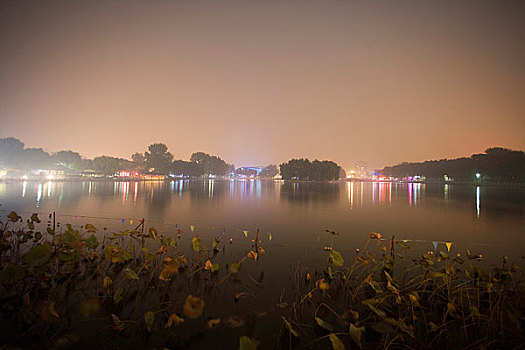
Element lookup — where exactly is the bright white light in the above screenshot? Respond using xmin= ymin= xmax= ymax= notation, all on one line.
xmin=476 ymin=186 xmax=480 ymax=217
xmin=476 ymin=173 xmax=481 ymax=179
xmin=47 ymin=174 xmax=55 ymax=180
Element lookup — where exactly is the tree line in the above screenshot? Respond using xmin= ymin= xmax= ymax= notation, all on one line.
xmin=1 ymin=137 xmax=347 ymax=180
xmin=279 ymin=158 xmax=345 ymax=181
xmin=382 ymin=147 xmax=525 ymax=182
xmin=0 ymin=137 xmax=234 ymax=177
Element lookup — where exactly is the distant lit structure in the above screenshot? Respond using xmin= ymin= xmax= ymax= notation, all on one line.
xmin=372 ymin=170 xmax=393 ymax=181
xmin=116 ymin=170 xmax=141 ymax=178
xmin=355 ymin=161 xmax=368 ymax=178
xmin=233 ymin=166 xmax=264 ymax=178
xmin=346 ymin=170 xmax=357 ymax=179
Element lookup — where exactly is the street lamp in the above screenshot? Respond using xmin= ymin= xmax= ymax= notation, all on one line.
xmin=476 ymin=173 xmax=481 ymax=180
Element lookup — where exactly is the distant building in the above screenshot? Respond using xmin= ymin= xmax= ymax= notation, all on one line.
xmin=233 ymin=166 xmax=264 ymax=178
xmin=355 ymin=161 xmax=368 ymax=178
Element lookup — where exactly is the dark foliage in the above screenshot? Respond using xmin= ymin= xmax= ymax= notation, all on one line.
xmin=279 ymin=158 xmax=344 ymax=181
xmin=383 ymin=147 xmax=525 ymax=182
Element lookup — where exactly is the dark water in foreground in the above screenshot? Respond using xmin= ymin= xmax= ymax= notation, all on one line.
xmin=1 ymin=179 xmax=524 ymax=264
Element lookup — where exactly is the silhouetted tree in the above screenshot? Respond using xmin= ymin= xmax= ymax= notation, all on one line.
xmin=259 ymin=164 xmax=279 ymax=178
xmin=52 ymin=150 xmax=83 ymax=170
xmin=132 ymin=152 xmax=145 ymax=164
xmin=172 ymin=160 xmax=204 ymax=177
xmin=190 ymin=152 xmax=233 ymax=176
xmin=382 ymin=147 xmax=525 ymax=182
xmin=145 ymin=143 xmax=173 ymax=174
xmin=0 ymin=137 xmax=25 ymax=168
xmin=22 ymin=148 xmax=51 ymax=169
xmin=93 ymin=156 xmax=132 ymax=175
xmin=280 ymin=158 xmax=343 ymax=181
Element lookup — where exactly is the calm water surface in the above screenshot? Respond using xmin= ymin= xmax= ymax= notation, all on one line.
xmin=1 ymin=180 xmax=524 ymax=265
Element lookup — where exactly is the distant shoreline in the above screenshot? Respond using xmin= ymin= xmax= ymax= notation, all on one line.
xmin=1 ymin=177 xmax=525 ymax=187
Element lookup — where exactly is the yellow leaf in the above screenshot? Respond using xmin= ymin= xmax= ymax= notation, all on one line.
xmin=409 ymin=293 xmax=420 ymax=306
xmin=192 ymin=235 xmax=201 ymax=252
xmin=165 ymin=313 xmax=184 ymax=328
xmin=103 ymin=276 xmax=113 ymax=288
xmin=315 ymin=279 xmax=330 ymax=290
xmin=159 ymin=257 xmax=179 ymax=281
xmin=329 ymin=333 xmax=345 ymax=350
xmin=204 ymin=260 xmax=213 ymax=271
xmin=447 ymin=302 xmax=457 ymax=314
xmin=183 ymin=295 xmax=205 ymax=319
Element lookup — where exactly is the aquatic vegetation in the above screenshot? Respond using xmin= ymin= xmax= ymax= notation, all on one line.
xmin=0 ymin=211 xmax=524 ymax=349
xmin=285 ymin=231 xmax=525 ymax=349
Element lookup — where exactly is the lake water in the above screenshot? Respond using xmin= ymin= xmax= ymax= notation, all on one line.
xmin=1 ymin=179 xmax=524 ymax=266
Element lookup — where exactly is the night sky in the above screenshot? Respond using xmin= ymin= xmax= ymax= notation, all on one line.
xmin=1 ymin=0 xmax=524 ymax=169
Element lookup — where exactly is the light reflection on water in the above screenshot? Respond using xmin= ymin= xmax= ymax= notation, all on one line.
xmin=0 ymin=180 xmax=524 ymax=262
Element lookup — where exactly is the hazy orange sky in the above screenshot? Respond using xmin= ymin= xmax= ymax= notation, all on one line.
xmin=1 ymin=0 xmax=524 ymax=170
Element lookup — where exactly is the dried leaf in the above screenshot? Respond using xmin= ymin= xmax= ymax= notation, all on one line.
xmin=206 ymin=318 xmax=221 ymax=329
xmin=225 ymin=315 xmax=245 ymax=328
xmin=8 ymin=211 xmax=21 ymax=222
xmin=165 ymin=313 xmax=184 ymax=328
xmin=159 ymin=257 xmax=179 ymax=281
xmin=247 ymin=250 xmax=258 ymax=261
xmin=183 ymin=295 xmax=205 ymax=319
xmin=103 ymin=276 xmax=112 ymax=288
xmin=315 ymin=279 xmax=330 ymax=290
